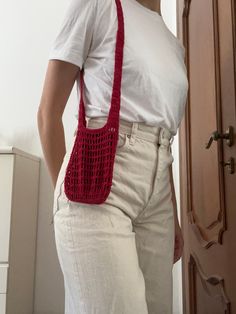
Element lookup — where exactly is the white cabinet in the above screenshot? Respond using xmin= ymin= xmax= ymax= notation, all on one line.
xmin=0 ymin=147 xmax=40 ymax=314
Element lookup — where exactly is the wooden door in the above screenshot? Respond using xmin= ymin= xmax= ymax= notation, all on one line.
xmin=177 ymin=0 xmax=236 ymax=313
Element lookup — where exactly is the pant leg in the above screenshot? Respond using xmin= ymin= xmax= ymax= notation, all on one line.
xmin=54 ymin=200 xmax=148 ymax=314
xmin=133 ymin=143 xmax=175 ymax=314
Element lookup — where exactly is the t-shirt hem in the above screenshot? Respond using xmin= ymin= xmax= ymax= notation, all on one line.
xmin=48 ymin=51 xmax=83 ymax=69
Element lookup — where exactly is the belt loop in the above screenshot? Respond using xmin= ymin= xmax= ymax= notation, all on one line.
xmin=158 ymin=128 xmax=164 ymax=146
xmin=159 ymin=128 xmax=174 ymax=146
xmin=156 ymin=127 xmax=160 ymax=147
xmin=129 ymin=122 xmax=138 ymax=145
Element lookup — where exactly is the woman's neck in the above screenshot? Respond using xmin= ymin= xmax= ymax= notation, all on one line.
xmin=136 ymin=0 xmax=161 ymax=15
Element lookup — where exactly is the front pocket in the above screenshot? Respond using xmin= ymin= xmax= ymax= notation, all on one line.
xmin=116 ymin=133 xmax=130 ymax=151
xmin=53 ymin=178 xmax=64 ymax=214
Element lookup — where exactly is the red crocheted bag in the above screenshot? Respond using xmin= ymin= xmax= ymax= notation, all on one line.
xmin=64 ymin=0 xmax=124 ymax=204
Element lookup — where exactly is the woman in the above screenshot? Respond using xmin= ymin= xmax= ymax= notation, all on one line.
xmin=37 ymin=0 xmax=187 ymax=313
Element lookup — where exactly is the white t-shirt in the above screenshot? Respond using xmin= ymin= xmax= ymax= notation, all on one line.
xmin=48 ymin=0 xmax=189 ymax=136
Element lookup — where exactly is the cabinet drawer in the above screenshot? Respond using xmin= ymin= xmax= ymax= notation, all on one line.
xmin=0 ymin=293 xmax=6 ymax=314
xmin=0 ymin=155 xmax=14 ymax=262
xmin=0 ymin=265 xmax=8 ymax=293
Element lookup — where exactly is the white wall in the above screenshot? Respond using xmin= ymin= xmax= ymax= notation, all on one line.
xmin=0 ymin=1 xmax=183 ymax=313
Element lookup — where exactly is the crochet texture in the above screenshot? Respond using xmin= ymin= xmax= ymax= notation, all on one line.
xmin=64 ymin=0 xmax=125 ymax=203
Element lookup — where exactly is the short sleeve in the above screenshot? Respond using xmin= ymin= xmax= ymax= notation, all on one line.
xmin=48 ymin=0 xmax=97 ymax=69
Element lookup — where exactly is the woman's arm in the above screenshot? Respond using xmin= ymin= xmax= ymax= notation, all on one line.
xmin=37 ymin=60 xmax=80 ymax=189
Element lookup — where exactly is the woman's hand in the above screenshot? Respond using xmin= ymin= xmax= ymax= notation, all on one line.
xmin=173 ymin=222 xmax=184 ymax=264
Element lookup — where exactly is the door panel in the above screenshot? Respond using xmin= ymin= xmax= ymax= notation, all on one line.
xmin=177 ymin=0 xmax=236 ymax=313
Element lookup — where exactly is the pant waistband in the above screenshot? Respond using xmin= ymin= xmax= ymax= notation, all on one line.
xmin=74 ymin=117 xmax=174 ymax=146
